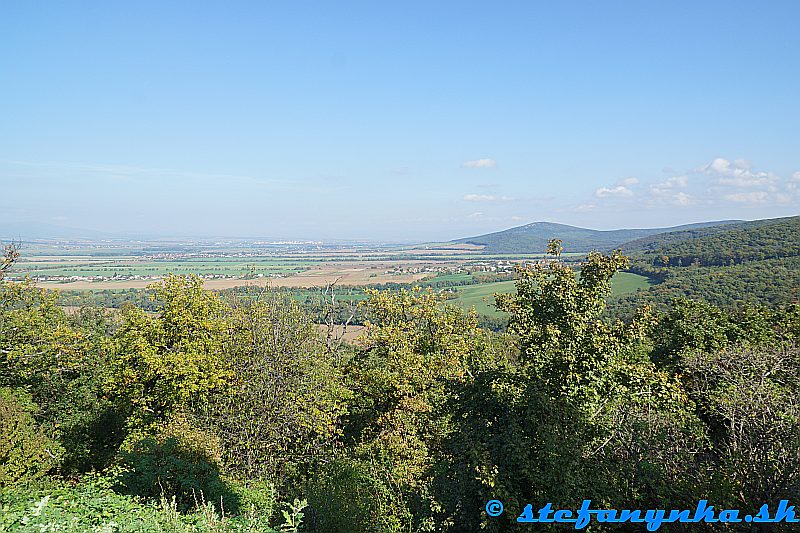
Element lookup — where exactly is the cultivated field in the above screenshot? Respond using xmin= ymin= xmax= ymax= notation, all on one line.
xmin=10 ymin=240 xmax=654 ymax=317
xmin=11 ymin=241 xmax=548 ymax=290
xmin=33 ymin=266 xmax=429 ymax=290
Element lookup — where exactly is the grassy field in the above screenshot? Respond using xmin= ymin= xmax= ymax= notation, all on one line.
xmin=13 ymin=258 xmax=313 ymax=277
xmin=425 ymin=273 xmax=475 ymax=283
xmin=276 ymin=270 xmax=654 ymax=317
xmin=451 ymin=272 xmax=655 ymax=316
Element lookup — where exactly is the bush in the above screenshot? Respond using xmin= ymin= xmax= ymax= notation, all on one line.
xmin=0 ymin=388 xmax=61 ymax=487
xmin=227 ymin=479 xmax=278 ymax=528
xmin=307 ymin=458 xmax=400 ymax=533
xmin=117 ymin=414 xmax=236 ymax=512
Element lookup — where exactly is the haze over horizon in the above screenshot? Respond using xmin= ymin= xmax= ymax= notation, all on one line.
xmin=0 ymin=215 xmax=758 ymax=245
xmin=2 ymin=1 xmax=799 ymax=241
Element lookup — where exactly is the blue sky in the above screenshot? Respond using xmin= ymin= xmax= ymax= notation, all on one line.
xmin=1 ymin=1 xmax=798 ymax=241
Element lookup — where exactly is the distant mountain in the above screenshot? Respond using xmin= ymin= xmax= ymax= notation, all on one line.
xmin=453 ymin=220 xmax=741 ymax=254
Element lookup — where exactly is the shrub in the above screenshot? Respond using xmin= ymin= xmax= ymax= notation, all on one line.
xmin=117 ymin=414 xmax=235 ymax=512
xmin=307 ymin=458 xmax=400 ymax=533
xmin=0 ymin=388 xmax=61 ymax=487
xmin=228 ymin=479 xmax=277 ymax=519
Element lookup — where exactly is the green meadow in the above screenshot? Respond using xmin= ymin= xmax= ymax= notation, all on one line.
xmin=452 ymin=271 xmax=654 ymax=316
xmin=13 ymin=258 xmax=313 ymax=277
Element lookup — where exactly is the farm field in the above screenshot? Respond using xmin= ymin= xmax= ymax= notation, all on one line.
xmin=12 ymin=256 xmax=315 ymax=277
xmin=29 ymin=264 xmax=430 ymax=289
xmin=451 ymin=272 xmax=655 ymax=316
xmin=10 ymin=240 xmax=656 ymax=318
xmin=9 ymin=241 xmax=553 ymax=290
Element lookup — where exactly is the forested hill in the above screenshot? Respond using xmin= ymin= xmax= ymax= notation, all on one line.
xmin=454 ymin=220 xmax=739 ymax=253
xmin=608 ymin=216 xmax=800 ymax=315
xmin=621 ymin=216 xmax=800 ymax=267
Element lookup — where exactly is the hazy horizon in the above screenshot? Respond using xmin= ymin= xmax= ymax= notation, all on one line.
xmin=2 ymin=2 xmax=799 ymax=241
xmin=0 ymin=215 xmax=777 ymax=245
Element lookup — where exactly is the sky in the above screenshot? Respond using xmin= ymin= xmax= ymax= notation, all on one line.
xmin=1 ymin=1 xmax=799 ymax=242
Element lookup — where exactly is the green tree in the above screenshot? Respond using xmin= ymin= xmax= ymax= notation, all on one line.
xmin=333 ymin=288 xmax=492 ymax=531
xmin=0 ymin=388 xmax=62 ymax=487
xmin=203 ymin=290 xmax=349 ymax=486
xmin=459 ymin=243 xmax=708 ymax=526
xmin=496 ymin=246 xmax=655 ymax=408
xmin=109 ymin=275 xmax=232 ymax=431
xmin=0 ymin=279 xmax=119 ymax=474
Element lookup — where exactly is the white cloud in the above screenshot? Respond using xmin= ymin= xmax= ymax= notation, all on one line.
xmin=698 ymin=157 xmax=800 ymax=207
xmin=787 ymin=172 xmax=800 ymax=193
xmin=650 ymin=175 xmax=689 ymax=195
xmin=718 ymin=175 xmax=777 ymax=189
xmin=467 ymin=212 xmax=484 ymax=219
xmin=723 ymin=191 xmax=770 ymax=204
xmin=702 ymin=157 xmax=779 ymax=189
xmin=463 ymin=194 xmax=515 ymax=202
xmin=595 ymin=185 xmax=633 ymax=198
xmin=703 ymin=157 xmax=755 ymax=175
xmin=642 ymin=177 xmax=695 ymax=207
xmin=461 ymin=158 xmax=496 ymax=169
xmin=669 ymin=175 xmax=688 ymax=187
xmin=672 ymin=192 xmax=694 ymax=206
xmin=578 ymin=158 xmax=798 ymax=214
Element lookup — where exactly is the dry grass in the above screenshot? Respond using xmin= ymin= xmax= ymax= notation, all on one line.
xmin=318 ymin=324 xmax=366 ymax=344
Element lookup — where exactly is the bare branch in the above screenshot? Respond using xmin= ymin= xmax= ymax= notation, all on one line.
xmin=0 ymin=241 xmax=21 ymax=281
